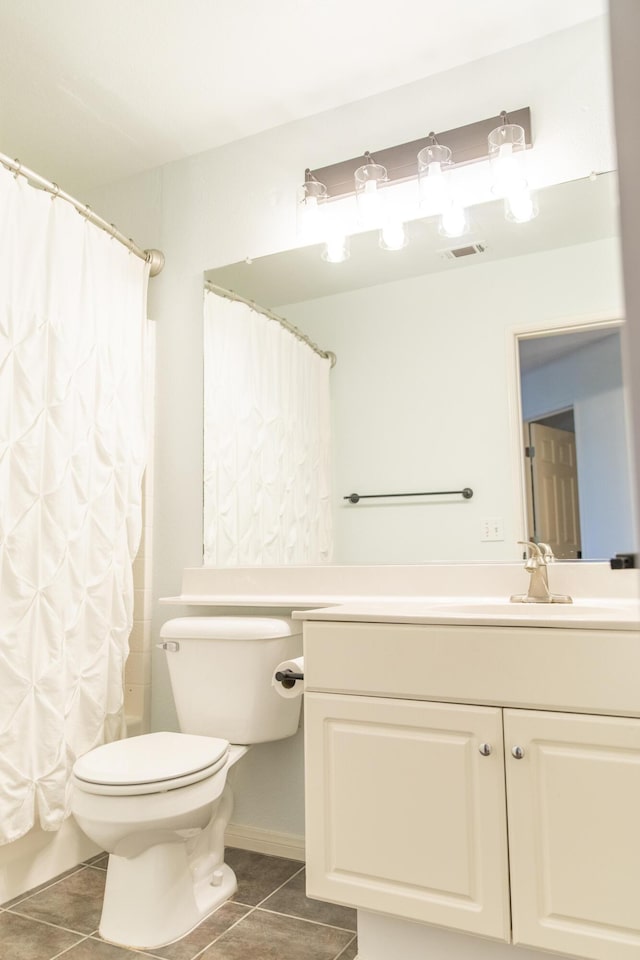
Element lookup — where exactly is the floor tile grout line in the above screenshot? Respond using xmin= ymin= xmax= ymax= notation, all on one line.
xmin=252 ymin=862 xmax=306 ymax=908
xmin=186 ymin=905 xmax=262 ymax=960
xmin=49 ymin=934 xmax=93 ymax=960
xmin=334 ymin=932 xmax=358 ymax=959
xmin=4 ymin=905 xmax=98 ymax=939
xmin=0 ymin=864 xmax=87 ymax=910
xmin=254 ymin=904 xmax=357 ymax=934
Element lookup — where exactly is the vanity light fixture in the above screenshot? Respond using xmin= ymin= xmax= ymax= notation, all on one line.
xmin=302 ymin=107 xmax=533 ymax=261
xmin=488 ymin=112 xmax=538 ymax=223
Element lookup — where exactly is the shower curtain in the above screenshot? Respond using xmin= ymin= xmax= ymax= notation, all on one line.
xmin=203 ymin=290 xmax=332 ymax=565
xmin=0 ymin=166 xmax=150 ymax=844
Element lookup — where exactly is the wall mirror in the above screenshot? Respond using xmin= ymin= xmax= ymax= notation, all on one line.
xmin=204 ymin=170 xmax=636 ymax=564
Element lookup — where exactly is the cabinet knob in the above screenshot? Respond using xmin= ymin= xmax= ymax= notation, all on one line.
xmin=511 ymin=745 xmax=525 ymax=760
xmin=478 ymin=743 xmax=492 ymax=756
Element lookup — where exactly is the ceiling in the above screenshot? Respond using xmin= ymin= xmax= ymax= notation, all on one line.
xmin=519 ymin=328 xmax=618 ymax=375
xmin=0 ymin=0 xmax=606 ymax=194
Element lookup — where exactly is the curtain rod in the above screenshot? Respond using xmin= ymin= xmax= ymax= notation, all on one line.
xmin=205 ymin=280 xmax=336 ymax=367
xmin=0 ymin=152 xmax=165 ymax=277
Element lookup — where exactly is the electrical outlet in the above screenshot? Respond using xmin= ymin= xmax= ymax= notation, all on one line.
xmin=480 ymin=517 xmax=504 ymax=541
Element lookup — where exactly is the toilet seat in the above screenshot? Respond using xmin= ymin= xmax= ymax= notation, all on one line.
xmin=73 ymin=732 xmax=230 ymax=797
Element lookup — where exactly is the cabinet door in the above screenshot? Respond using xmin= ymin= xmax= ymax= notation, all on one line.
xmin=504 ymin=709 xmax=640 ymax=960
xmin=305 ymin=692 xmax=510 ymax=940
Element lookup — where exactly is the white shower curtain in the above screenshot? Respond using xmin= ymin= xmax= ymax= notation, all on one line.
xmin=0 ymin=167 xmax=150 ymax=844
xmin=203 ymin=290 xmax=332 ymax=565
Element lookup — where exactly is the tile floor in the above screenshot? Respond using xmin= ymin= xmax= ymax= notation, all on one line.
xmin=0 ymin=848 xmax=358 ymax=960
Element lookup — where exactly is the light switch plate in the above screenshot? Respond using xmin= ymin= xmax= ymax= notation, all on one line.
xmin=480 ymin=517 xmax=504 ymax=541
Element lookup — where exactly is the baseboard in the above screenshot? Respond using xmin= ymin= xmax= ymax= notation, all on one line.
xmin=225 ymin=822 xmax=306 ymax=862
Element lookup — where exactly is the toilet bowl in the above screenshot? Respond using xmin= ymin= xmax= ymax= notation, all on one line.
xmin=70 ymin=617 xmax=302 ymax=949
xmin=72 ymin=732 xmax=248 ymax=947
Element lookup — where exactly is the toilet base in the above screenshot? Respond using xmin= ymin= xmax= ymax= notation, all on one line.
xmin=99 ymin=841 xmax=237 ymax=949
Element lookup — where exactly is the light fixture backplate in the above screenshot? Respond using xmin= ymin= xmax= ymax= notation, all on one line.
xmin=308 ymin=108 xmax=532 ymax=199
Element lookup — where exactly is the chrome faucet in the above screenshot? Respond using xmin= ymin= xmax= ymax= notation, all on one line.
xmin=510 ymin=540 xmax=573 ymax=604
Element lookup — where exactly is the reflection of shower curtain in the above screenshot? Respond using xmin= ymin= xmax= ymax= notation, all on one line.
xmin=0 ymin=167 xmax=150 ymax=844
xmin=203 ymin=290 xmax=332 ymax=565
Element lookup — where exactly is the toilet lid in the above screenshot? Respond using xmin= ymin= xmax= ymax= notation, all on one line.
xmin=73 ymin=732 xmax=229 ymax=787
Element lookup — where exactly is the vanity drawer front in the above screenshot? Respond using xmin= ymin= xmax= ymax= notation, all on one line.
xmin=303 ymin=621 xmax=640 ymax=717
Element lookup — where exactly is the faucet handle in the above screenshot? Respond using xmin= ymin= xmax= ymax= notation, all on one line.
xmin=518 ymin=540 xmax=543 ymax=560
xmin=537 ymin=542 xmax=555 ymax=562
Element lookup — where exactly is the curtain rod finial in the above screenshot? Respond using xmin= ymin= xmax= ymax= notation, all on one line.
xmin=145 ymin=249 xmax=165 ymax=276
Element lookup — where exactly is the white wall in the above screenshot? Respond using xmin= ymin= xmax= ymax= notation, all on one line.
xmin=84 ymin=17 xmax=616 ymax=844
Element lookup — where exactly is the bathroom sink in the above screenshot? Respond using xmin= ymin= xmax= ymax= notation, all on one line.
xmin=423 ymin=598 xmax=640 ymax=625
xmin=296 ymin=597 xmax=640 ymax=629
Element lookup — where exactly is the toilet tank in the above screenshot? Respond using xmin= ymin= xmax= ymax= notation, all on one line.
xmin=159 ymin=617 xmax=303 ymax=744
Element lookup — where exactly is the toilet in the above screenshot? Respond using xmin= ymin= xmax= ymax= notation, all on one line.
xmin=71 ymin=617 xmax=302 ymax=949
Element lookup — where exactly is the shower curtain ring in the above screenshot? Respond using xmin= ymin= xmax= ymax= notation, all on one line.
xmin=13 ymin=159 xmax=22 ymax=179
xmin=82 ymin=203 xmax=91 ymax=220
xmin=50 ymin=183 xmax=60 ymax=201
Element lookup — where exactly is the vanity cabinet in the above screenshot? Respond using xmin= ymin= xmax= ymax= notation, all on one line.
xmin=303 ymin=620 xmax=640 ymax=960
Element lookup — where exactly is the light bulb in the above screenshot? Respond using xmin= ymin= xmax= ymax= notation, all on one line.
xmin=505 ymin=187 xmax=537 ymax=223
xmin=380 ymin=221 xmax=407 ymax=251
xmin=439 ymin=202 xmax=468 ymax=238
xmin=488 ymin=123 xmax=529 ymax=202
xmin=298 ymin=195 xmax=320 ymax=241
xmin=358 ymin=179 xmax=383 ymax=226
xmin=296 ymin=175 xmax=327 ymax=243
xmin=322 ymin=234 xmax=350 ymax=263
xmin=493 ymin=143 xmax=527 ymax=196
xmin=417 ymin=144 xmax=452 ymax=215
xmin=354 ymin=160 xmax=387 ymax=228
xmin=421 ymin=171 xmax=449 ymax=214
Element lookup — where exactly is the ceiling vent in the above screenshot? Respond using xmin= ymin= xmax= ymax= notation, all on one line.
xmin=441 ymin=242 xmax=487 ymax=260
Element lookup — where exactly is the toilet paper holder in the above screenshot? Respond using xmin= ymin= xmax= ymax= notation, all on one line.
xmin=275 ymin=668 xmax=304 ymax=689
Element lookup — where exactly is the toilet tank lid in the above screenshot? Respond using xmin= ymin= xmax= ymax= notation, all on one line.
xmin=160 ymin=616 xmax=301 ymax=641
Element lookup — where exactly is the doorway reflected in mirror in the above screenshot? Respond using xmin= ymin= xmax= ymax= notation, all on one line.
xmin=518 ymin=326 xmax=633 ymax=560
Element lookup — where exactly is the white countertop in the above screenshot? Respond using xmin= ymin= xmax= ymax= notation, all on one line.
xmin=292 ymin=597 xmax=640 ymax=630
xmin=161 ymin=563 xmax=640 ymax=630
